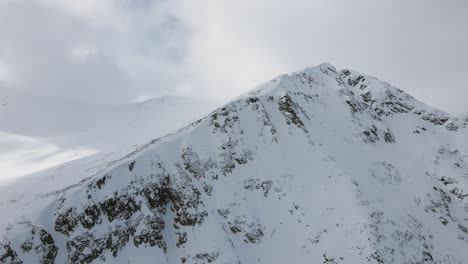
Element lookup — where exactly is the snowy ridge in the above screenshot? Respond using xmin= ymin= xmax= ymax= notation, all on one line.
xmin=1 ymin=63 xmax=467 ymax=264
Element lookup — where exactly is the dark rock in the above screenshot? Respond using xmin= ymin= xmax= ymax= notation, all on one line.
xmin=244 ymin=179 xmax=273 ymax=197
xmin=348 ymin=75 xmax=365 ymax=86
xmin=18 ymin=225 xmax=58 ymax=264
xmin=422 ymin=251 xmax=433 ymax=262
xmin=439 ymin=176 xmax=456 ymax=186
xmin=176 ymin=232 xmax=187 ymax=247
xmin=383 ymin=129 xmax=395 ymax=143
xmin=99 ymin=194 xmax=141 ymax=222
xmin=361 ymin=91 xmax=372 ymax=102
xmin=66 ymin=232 xmax=106 ymax=263
xmin=79 ymin=204 xmax=101 ymax=229
xmin=194 ymin=252 xmax=220 ymax=263
xmin=94 ymin=174 xmax=111 ymax=189
xmin=182 ymin=147 xmax=205 ymax=179
xmin=363 ymin=125 xmax=379 ymax=144
xmin=128 ymin=161 xmax=136 ymax=171
xmin=0 ymin=244 xmax=23 ymax=264
xmin=278 ymin=93 xmax=308 ymax=131
xmin=446 ymin=123 xmax=459 ymax=131
xmin=140 ymin=176 xmax=171 ymax=210
xmin=133 ymin=216 xmax=166 ymax=250
xmin=55 ymin=208 xmax=79 ymax=236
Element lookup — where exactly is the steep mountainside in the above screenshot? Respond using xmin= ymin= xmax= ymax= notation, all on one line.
xmin=1 ymin=63 xmax=467 ymax=264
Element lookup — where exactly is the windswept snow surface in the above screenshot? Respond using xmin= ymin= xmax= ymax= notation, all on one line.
xmin=1 ymin=63 xmax=468 ymax=263
xmin=0 ymin=131 xmax=96 ymax=181
xmin=0 ymin=95 xmax=216 ymax=182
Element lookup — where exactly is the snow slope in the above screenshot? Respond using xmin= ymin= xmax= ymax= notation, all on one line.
xmin=0 ymin=95 xmax=216 ymax=181
xmin=0 ymin=131 xmax=96 ymax=180
xmin=1 ymin=63 xmax=467 ymax=263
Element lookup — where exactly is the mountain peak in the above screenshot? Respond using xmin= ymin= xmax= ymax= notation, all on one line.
xmin=0 ymin=65 xmax=467 ymax=264
xmin=246 ymin=63 xmax=462 ymax=133
xmin=308 ymin=62 xmax=337 ymax=73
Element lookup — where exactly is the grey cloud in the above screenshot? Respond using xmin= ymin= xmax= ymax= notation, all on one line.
xmin=0 ymin=0 xmax=466 ymax=115
xmin=0 ymin=0 xmax=188 ymax=104
xmin=176 ymin=0 xmax=468 ymax=115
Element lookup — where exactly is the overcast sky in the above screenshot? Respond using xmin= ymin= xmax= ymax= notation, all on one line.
xmin=0 ymin=0 xmax=467 ymax=115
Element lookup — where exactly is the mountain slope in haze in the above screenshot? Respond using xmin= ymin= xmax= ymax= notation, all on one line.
xmin=0 ymin=94 xmax=217 ymax=149
xmin=0 ymin=95 xmax=217 ymax=181
xmin=1 ymin=63 xmax=468 ymax=263
xmin=0 ymin=131 xmax=96 ymax=181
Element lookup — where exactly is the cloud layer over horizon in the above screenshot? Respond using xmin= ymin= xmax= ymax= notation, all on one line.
xmin=0 ymin=0 xmax=467 ymax=115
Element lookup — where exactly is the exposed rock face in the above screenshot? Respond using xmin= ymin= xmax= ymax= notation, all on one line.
xmin=0 ymin=244 xmax=22 ymax=264
xmin=0 ymin=63 xmax=467 ymax=263
xmin=21 ymin=225 xmax=58 ymax=264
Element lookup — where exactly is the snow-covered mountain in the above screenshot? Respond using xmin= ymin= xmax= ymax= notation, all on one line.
xmin=1 ymin=63 xmax=467 ymax=263
xmin=0 ymin=95 xmax=217 ymax=181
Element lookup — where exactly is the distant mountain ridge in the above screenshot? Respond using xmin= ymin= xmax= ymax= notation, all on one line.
xmin=0 ymin=93 xmax=216 ymax=145
xmin=0 ymin=94 xmax=216 ymax=180
xmin=0 ymin=63 xmax=467 ymax=264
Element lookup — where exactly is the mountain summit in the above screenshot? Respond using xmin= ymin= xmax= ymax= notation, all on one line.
xmin=1 ymin=64 xmax=467 ymax=263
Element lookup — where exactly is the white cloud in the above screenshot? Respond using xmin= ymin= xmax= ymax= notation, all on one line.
xmin=0 ymin=0 xmax=466 ymax=114
xmin=0 ymin=0 xmax=187 ymax=104
xmin=174 ymin=0 xmax=468 ymax=114
xmin=39 ymin=0 xmax=125 ymax=30
xmin=70 ymin=45 xmax=98 ymax=62
xmin=174 ymin=82 xmax=193 ymax=97
xmin=0 ymin=60 xmax=15 ymax=83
